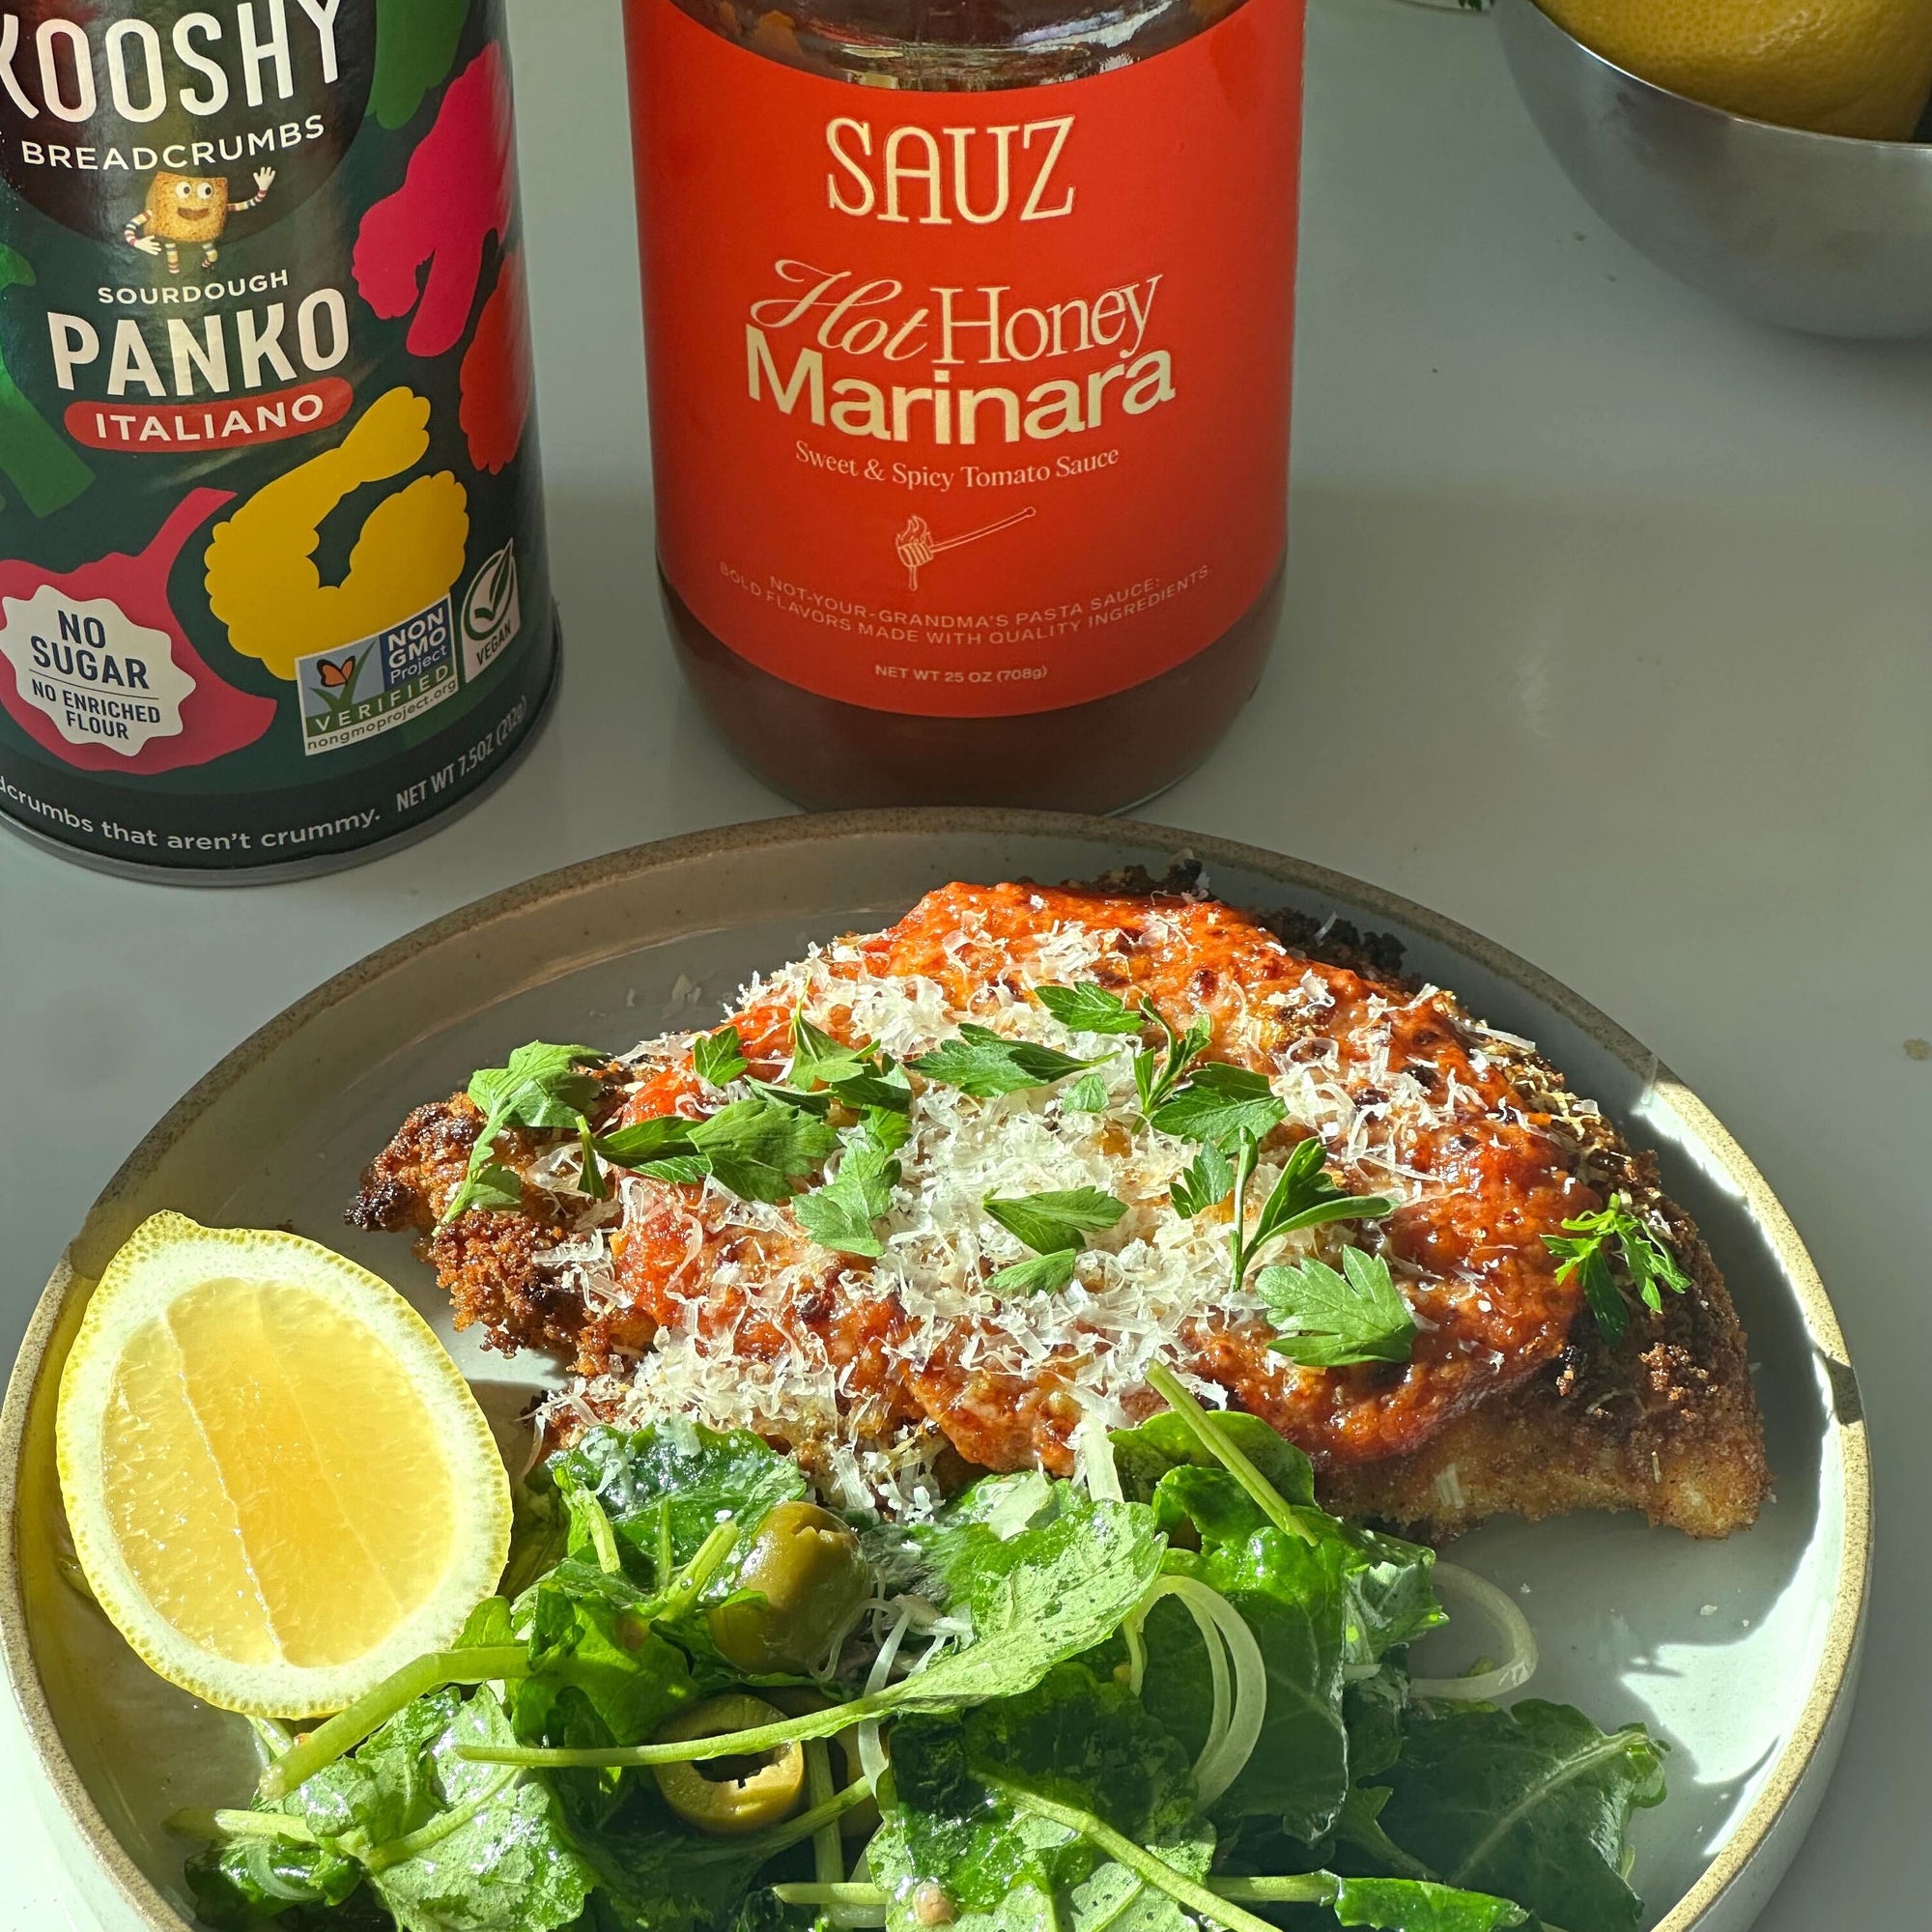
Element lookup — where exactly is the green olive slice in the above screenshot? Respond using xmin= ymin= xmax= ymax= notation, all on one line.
xmin=706 ymin=1501 xmax=870 ymax=1676
xmin=651 ymin=1693 xmax=806 ymax=1836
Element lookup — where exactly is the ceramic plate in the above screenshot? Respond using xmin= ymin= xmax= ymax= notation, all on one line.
xmin=0 ymin=811 xmax=1869 ymax=1932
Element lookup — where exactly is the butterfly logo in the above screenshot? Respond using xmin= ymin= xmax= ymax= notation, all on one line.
xmin=308 ymin=650 xmax=366 ymax=721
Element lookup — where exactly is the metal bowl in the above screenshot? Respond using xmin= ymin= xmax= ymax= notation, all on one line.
xmin=1495 ymin=0 xmax=1932 ymax=337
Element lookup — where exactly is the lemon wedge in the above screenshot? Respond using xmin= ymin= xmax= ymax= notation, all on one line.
xmin=55 ymin=1212 xmax=511 ymax=1719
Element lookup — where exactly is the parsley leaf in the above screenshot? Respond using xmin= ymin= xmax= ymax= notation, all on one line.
xmin=1230 ymin=1134 xmax=1400 ymax=1293
xmin=795 ymin=1130 xmax=901 ymax=1259
xmin=1603 ymin=1199 xmax=1691 ymax=1311
xmin=1150 ymin=1062 xmax=1289 ymax=1150
xmin=1033 ymin=983 xmax=1148 ymax=1037
xmin=861 ymin=1105 xmax=914 ymax=1155
xmin=442 ymin=1041 xmax=611 ymax=1224
xmin=988 ymin=1250 xmax=1084 ymax=1295
xmin=592 ymin=1095 xmax=838 ymax=1206
xmin=462 ymin=1163 xmax=526 ymax=1216
xmin=910 ymin=1024 xmax=1103 ymax=1099
xmin=1134 ymin=1009 xmax=1211 ymax=1119
xmin=1171 ymin=1142 xmax=1235 ymax=1219
xmin=689 ymin=1095 xmax=839 ymax=1205
xmin=1034 ymin=983 xmax=1240 ymax=1127
xmin=577 ymin=1118 xmax=608 ymax=1201
xmin=985 ymin=1188 xmax=1128 ymax=1256
xmin=1544 ymin=1192 xmax=1690 ymax=1346
xmin=825 ymin=1063 xmax=914 ymax=1115
xmin=692 ymin=1027 xmax=748 ymax=1089
xmin=1259 ymin=1249 xmax=1417 ymax=1367
xmin=788 ymin=1009 xmax=877 ymax=1091
xmin=754 ymin=1070 xmax=912 ymax=1121
xmin=1546 ymin=1234 xmax=1625 ymax=1345
xmin=631 ymin=1154 xmax=710 ymax=1185
xmin=981 ymin=1187 xmax=1127 ymax=1294
xmin=747 ymin=1078 xmax=835 ymax=1118
xmin=1064 ymin=1071 xmax=1112 ymax=1114
xmin=781 ymin=1011 xmax=915 ymax=1116
xmin=468 ymin=1041 xmax=607 ymax=1130
xmin=594 ymin=1115 xmax=701 ymax=1167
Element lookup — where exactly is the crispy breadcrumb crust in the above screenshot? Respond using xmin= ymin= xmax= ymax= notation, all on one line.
xmin=348 ymin=1089 xmax=616 ymax=1366
xmin=349 ymin=888 xmax=1767 ymax=1543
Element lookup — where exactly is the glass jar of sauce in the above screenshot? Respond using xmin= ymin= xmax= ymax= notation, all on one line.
xmin=625 ymin=0 xmax=1304 ymax=810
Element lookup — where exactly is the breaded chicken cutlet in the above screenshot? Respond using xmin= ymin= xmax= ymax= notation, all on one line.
xmin=351 ymin=879 xmax=1767 ymax=1540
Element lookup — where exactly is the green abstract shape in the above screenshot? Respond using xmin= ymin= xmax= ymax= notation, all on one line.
xmin=0 ymin=245 xmax=94 ymax=519
xmin=373 ymin=0 xmax=472 ymax=129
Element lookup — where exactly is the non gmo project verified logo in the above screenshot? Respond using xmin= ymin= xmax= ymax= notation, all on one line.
xmin=298 ymin=597 xmax=458 ymax=756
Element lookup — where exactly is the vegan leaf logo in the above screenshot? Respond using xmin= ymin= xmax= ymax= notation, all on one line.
xmin=464 ymin=539 xmax=519 ymax=643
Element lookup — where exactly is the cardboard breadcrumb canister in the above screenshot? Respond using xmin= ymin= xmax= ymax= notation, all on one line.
xmin=0 ymin=0 xmax=556 ymax=878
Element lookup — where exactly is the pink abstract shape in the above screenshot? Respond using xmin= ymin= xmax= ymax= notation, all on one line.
xmin=0 ymin=490 xmax=277 ymax=776
xmin=354 ymin=44 xmax=516 ymax=359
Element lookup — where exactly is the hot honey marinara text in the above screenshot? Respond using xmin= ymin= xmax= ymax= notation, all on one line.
xmin=742 ymin=110 xmax=1176 ymax=450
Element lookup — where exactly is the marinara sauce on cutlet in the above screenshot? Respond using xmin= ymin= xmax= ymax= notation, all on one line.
xmin=592 ymin=883 xmax=1594 ymax=1474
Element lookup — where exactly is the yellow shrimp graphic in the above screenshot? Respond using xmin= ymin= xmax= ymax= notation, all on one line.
xmin=205 ymin=388 xmax=469 ymax=682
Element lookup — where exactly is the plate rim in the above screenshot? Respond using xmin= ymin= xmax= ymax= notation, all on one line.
xmin=0 ymin=807 xmax=1873 ymax=1932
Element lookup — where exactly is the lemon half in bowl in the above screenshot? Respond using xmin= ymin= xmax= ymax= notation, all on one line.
xmin=54 ymin=1212 xmax=511 ymax=1719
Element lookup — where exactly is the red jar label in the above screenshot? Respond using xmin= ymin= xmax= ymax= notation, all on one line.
xmin=626 ymin=0 xmax=1304 ymax=718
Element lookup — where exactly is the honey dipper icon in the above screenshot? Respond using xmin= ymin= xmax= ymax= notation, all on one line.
xmin=895 ymin=507 xmax=1037 ymax=590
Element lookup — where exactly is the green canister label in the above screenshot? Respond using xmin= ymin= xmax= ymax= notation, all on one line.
xmin=0 ymin=0 xmax=554 ymax=872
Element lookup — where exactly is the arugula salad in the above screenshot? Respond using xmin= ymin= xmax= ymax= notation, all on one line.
xmin=179 ymin=1376 xmax=1665 ymax=1932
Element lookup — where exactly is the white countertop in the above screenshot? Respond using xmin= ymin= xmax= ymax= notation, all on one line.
xmin=3 ymin=0 xmax=1926 ymax=1924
